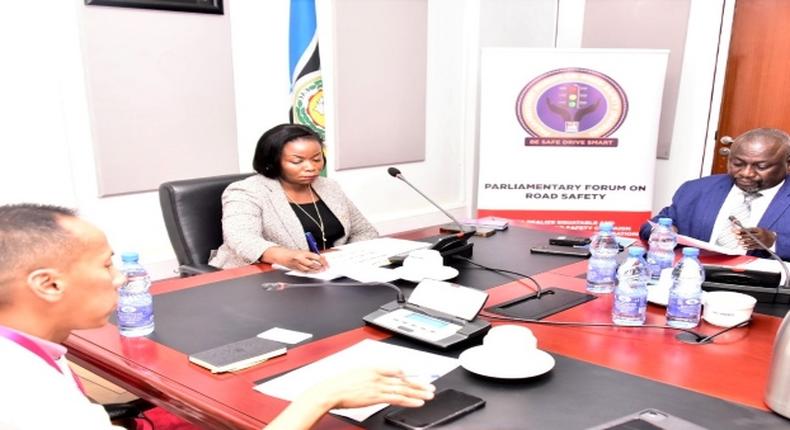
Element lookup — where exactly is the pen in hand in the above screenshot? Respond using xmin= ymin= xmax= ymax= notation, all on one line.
xmin=304 ymin=232 xmax=328 ymax=271
xmin=305 ymin=232 xmax=321 ymax=253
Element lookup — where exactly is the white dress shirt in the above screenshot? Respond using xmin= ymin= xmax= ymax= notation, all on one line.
xmin=709 ymin=180 xmax=784 ymax=253
xmin=0 ymin=334 xmax=120 ymax=429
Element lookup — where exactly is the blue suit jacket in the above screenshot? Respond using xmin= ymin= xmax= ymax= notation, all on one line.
xmin=639 ymin=174 xmax=790 ymax=261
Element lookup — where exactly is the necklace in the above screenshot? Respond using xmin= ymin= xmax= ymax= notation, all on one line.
xmin=283 ymin=185 xmax=326 ymax=249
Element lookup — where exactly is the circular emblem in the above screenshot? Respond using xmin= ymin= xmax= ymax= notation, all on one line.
xmin=516 ymin=68 xmax=628 ymax=138
xmin=292 ymin=71 xmax=325 ymax=137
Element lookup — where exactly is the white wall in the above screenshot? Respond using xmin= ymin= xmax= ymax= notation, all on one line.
xmin=0 ymin=0 xmax=732 ymax=279
xmin=1 ymin=0 xmax=477 ymax=279
xmin=0 ymin=0 xmax=224 ymax=278
xmin=652 ymin=0 xmax=731 ymax=209
xmin=0 ymin=2 xmax=79 ymax=208
xmin=80 ymin=3 xmax=239 ymax=196
xmin=230 ymin=0 xmax=475 ymax=237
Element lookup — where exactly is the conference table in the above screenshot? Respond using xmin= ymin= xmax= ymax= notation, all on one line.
xmin=65 ymin=223 xmax=790 ymax=429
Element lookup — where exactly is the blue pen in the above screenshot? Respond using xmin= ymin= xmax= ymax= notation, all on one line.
xmin=305 ymin=232 xmax=321 ymax=253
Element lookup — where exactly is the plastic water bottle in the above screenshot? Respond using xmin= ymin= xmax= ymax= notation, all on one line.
xmin=586 ymin=222 xmax=620 ymax=293
xmin=117 ymin=252 xmax=155 ymax=337
xmin=646 ymin=217 xmax=677 ymax=281
xmin=612 ymin=247 xmax=649 ymax=326
xmin=666 ymin=247 xmax=704 ymax=328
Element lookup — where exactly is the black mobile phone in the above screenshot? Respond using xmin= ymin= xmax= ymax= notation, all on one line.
xmin=549 ymin=235 xmax=591 ymax=247
xmin=384 ymin=389 xmax=485 ymax=430
xmin=530 ymin=244 xmax=591 ymax=258
xmin=587 ymin=408 xmax=707 ymax=430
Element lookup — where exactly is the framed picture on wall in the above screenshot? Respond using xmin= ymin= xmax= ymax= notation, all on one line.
xmin=85 ymin=0 xmax=223 ymax=15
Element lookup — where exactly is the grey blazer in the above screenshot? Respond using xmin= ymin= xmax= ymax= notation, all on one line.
xmin=209 ymin=175 xmax=378 ymax=268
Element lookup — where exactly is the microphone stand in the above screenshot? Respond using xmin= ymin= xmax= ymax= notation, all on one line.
xmin=729 ymin=215 xmax=790 ymax=301
xmin=388 ymin=168 xmax=471 ymax=234
xmin=387 ymin=167 xmax=475 ymax=260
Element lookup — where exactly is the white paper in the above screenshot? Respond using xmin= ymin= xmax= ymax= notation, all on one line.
xmin=257 ymin=327 xmax=313 ymax=345
xmin=253 ymin=339 xmax=459 ymax=422
xmin=281 ymin=238 xmax=431 ymax=281
xmin=676 ymin=234 xmax=743 ymax=256
xmin=333 ymin=237 xmax=431 ymax=255
xmin=340 ymin=266 xmax=400 ymax=283
xmin=282 ymin=267 xmax=342 ymax=281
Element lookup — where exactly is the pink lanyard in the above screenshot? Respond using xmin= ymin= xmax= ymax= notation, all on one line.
xmin=0 ymin=326 xmax=85 ymax=394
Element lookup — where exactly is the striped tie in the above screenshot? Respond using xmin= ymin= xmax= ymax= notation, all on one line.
xmin=716 ymin=191 xmax=762 ymax=249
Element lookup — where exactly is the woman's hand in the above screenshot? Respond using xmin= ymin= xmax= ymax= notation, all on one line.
xmin=262 ymin=247 xmax=328 ymax=272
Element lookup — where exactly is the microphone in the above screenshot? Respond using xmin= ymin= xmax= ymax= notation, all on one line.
xmin=262 ymin=281 xmax=405 ymax=303
xmin=728 ymin=215 xmax=790 ymax=292
xmin=387 ymin=167 xmax=472 ymax=234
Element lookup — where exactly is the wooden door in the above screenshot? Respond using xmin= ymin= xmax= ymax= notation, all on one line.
xmin=713 ymin=0 xmax=790 ymax=173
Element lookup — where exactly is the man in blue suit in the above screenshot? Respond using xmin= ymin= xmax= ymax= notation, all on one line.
xmin=640 ymin=128 xmax=790 ymax=261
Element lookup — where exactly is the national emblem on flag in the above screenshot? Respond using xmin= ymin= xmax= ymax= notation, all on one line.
xmin=289 ymin=0 xmax=324 ymax=139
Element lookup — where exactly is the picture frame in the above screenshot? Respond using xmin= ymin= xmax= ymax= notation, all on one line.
xmin=85 ymin=0 xmax=223 ymax=15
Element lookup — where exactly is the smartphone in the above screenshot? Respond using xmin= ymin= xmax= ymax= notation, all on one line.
xmin=530 ymin=244 xmax=591 ymax=258
xmin=586 ymin=408 xmax=707 ymax=430
xmin=549 ymin=235 xmax=591 ymax=247
xmin=384 ymin=389 xmax=485 ymax=430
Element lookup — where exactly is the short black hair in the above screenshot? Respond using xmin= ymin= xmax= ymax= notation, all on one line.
xmin=252 ymin=123 xmax=324 ymax=178
xmin=0 ymin=204 xmax=78 ymax=301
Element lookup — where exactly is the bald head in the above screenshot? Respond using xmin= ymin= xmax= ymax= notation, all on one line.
xmin=0 ymin=204 xmax=124 ymax=340
xmin=728 ymin=128 xmax=790 ymax=192
xmin=0 ymin=204 xmax=80 ymax=303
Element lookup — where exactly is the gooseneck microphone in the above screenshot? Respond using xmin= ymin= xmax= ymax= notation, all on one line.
xmin=387 ymin=167 xmax=472 ymax=234
xmin=729 ymin=215 xmax=790 ymax=292
xmin=262 ymin=281 xmax=405 ymax=303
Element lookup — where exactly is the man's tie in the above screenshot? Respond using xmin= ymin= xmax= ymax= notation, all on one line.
xmin=716 ymin=191 xmax=762 ymax=249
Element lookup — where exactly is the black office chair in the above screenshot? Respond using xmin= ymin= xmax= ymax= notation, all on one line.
xmin=158 ymin=173 xmax=252 ymax=276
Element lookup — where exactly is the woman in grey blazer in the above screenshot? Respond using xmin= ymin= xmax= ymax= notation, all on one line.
xmin=209 ymin=124 xmax=378 ymax=271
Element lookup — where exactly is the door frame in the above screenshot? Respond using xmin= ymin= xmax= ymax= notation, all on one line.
xmin=702 ymin=0 xmax=737 ymax=175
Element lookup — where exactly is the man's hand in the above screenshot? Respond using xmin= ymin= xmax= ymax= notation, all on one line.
xmin=737 ymin=227 xmax=777 ymax=250
xmin=306 ymin=367 xmax=436 ymax=410
xmin=265 ymin=367 xmax=436 ymax=430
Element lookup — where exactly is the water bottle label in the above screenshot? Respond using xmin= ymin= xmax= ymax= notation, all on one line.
xmin=646 ymin=252 xmax=673 ymax=277
xmin=587 ymin=259 xmax=618 ymax=283
xmin=656 ymin=254 xmax=673 ymax=269
xmin=613 ymin=293 xmax=647 ymax=317
xmin=667 ymin=296 xmax=702 ymax=319
xmin=117 ymin=304 xmax=154 ymax=327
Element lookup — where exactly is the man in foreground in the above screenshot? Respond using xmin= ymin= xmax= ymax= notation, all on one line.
xmin=0 ymin=204 xmax=434 ymax=429
xmin=640 ymin=128 xmax=790 ymax=260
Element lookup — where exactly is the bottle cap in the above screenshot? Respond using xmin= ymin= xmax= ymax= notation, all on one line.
xmin=121 ymin=252 xmax=140 ymax=263
xmin=599 ymin=221 xmax=614 ymax=232
xmin=658 ymin=217 xmax=673 ymax=227
xmin=682 ymin=247 xmax=700 ymax=257
xmin=628 ymin=246 xmax=645 ymax=257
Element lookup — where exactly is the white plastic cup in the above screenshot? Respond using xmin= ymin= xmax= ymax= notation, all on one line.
xmin=702 ymin=291 xmax=757 ymax=327
xmin=483 ymin=325 xmax=538 ymax=357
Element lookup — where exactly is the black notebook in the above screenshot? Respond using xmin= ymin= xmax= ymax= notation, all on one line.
xmin=188 ymin=337 xmax=287 ymax=373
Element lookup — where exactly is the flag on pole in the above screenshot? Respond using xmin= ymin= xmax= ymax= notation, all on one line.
xmin=289 ymin=0 xmax=324 ymax=139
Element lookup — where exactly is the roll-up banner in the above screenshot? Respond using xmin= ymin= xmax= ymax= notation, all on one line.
xmin=477 ymin=48 xmax=669 ymax=237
